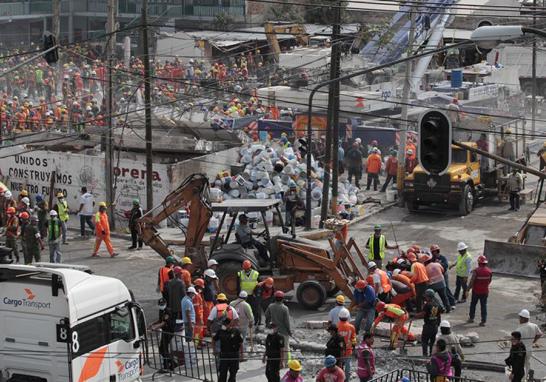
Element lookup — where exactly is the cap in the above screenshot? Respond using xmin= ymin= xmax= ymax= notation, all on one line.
xmin=338 ymin=308 xmax=350 ymax=320
xmin=193 ymin=278 xmax=205 ymax=288
xmin=368 ymin=261 xmax=377 ymax=269
xmin=324 ymin=355 xmax=337 ymax=368
xmin=288 ymin=359 xmax=302 ymax=372
xmin=204 ymin=269 xmax=218 ymax=279
xmin=216 ymin=293 xmax=227 ymax=301
xmin=518 ymin=309 xmax=530 ymax=319
xmin=274 ymin=290 xmax=285 ymax=299
xmin=440 ymin=320 xmax=451 ymax=328
xmin=207 ymin=259 xmax=218 ymax=267
xmin=166 ymin=255 xmax=176 ymax=264
xmin=242 ymin=259 xmax=252 ymax=270
xmin=182 ymin=257 xmax=192 ymax=265
xmin=49 ymin=210 xmax=58 ymax=216
xmin=187 ymin=287 xmax=197 ymax=294
xmin=239 ymin=291 xmax=248 ymax=299
xmin=457 ymin=242 xmax=468 ymax=251
xmin=355 ymin=279 xmax=366 ymax=289
xmin=335 ymin=295 xmax=345 ymax=304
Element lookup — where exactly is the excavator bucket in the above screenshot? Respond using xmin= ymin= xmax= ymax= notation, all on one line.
xmin=483 ymin=239 xmax=543 ymax=278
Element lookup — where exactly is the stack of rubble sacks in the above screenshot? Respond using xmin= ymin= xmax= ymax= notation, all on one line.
xmin=208 ymin=137 xmax=368 ymax=229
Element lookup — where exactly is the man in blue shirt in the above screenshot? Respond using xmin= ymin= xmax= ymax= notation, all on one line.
xmin=353 ymin=279 xmax=376 ymax=335
xmin=182 ymin=287 xmax=196 ymax=341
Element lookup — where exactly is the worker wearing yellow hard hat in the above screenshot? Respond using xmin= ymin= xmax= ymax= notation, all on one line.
xmin=328 ymin=295 xmax=348 ymax=326
xmin=180 ymin=256 xmax=192 ymax=287
xmin=281 ymin=359 xmax=303 ymax=381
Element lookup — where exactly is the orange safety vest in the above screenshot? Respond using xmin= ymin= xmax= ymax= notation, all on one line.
xmin=367 ymin=269 xmax=392 ymax=294
xmin=215 ymin=303 xmax=234 ymax=320
xmin=337 ymin=320 xmax=356 ymax=356
xmin=411 ymin=262 xmax=429 ymax=284
xmin=192 ymin=293 xmax=204 ymax=324
xmin=158 ymin=266 xmax=172 ymax=293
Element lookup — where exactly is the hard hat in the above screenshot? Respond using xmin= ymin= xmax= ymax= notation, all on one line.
xmin=373 ymin=224 xmax=382 ymax=230
xmin=20 ymin=190 xmax=28 ymax=196
xmin=376 ymin=301 xmax=386 ymax=312
xmin=49 ymin=210 xmax=58 ymax=216
xmin=6 ymin=207 xmax=15 ymax=214
xmin=543 ymin=141 xmax=546 ymax=148
xmin=4 ymin=191 xmax=12 ymax=198
xmin=440 ymin=320 xmax=451 ymax=328
xmin=35 ymin=194 xmax=43 ymax=202
xmin=194 ymin=278 xmax=205 ymax=288
xmin=368 ymin=261 xmax=377 ymax=269
xmin=477 ymin=255 xmax=488 ymax=264
xmin=407 ymin=149 xmax=413 ymax=155
xmin=288 ymin=359 xmax=302 ymax=372
xmin=324 ymin=355 xmax=337 ymax=368
xmin=173 ymin=266 xmax=183 ymax=275
xmin=424 ymin=289 xmax=436 ymax=298
xmin=264 ymin=277 xmax=274 ymax=287
xmin=166 ymin=255 xmax=176 ymax=264
xmin=207 ymin=259 xmax=218 ymax=267
xmin=19 ymin=211 xmax=29 ymax=219
xmin=187 ymin=287 xmax=197 ymax=294
xmin=56 ymin=192 xmax=64 ymax=198
xmin=274 ymin=290 xmax=285 ymax=299
xmin=418 ymin=254 xmax=432 ymax=263
xmin=182 ymin=257 xmax=192 ymax=265
xmin=352 ymin=278 xmax=369 ymax=294
xmin=21 ymin=197 xmax=30 ymax=205
xmin=393 ymin=269 xmax=401 ymax=276
xmin=242 ymin=259 xmax=252 ymax=270
xmin=216 ymin=293 xmax=227 ymax=301
xmin=457 ymin=242 xmax=468 ymax=251
xmin=132 ymin=198 xmax=140 ymax=205
xmin=518 ymin=309 xmax=530 ymax=319
xmin=335 ymin=295 xmax=345 ymax=304
xmin=407 ymin=253 xmax=417 ymax=262
xmin=204 ymin=269 xmax=218 ymax=279
xmin=98 ymin=201 xmax=107 ymax=207
xmin=338 ymin=308 xmax=350 ymax=320
xmin=239 ymin=291 xmax=248 ymax=299
xmin=430 ymin=244 xmax=440 ymax=253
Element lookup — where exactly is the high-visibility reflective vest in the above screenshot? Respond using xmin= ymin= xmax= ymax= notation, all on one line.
xmin=238 ymin=269 xmax=259 ymax=293
xmin=158 ymin=266 xmax=171 ymax=293
xmin=57 ymin=199 xmax=69 ymax=222
xmin=455 ymin=252 xmax=472 ymax=277
xmin=368 ymin=234 xmax=386 ymax=260
xmin=384 ymin=303 xmax=405 ymax=318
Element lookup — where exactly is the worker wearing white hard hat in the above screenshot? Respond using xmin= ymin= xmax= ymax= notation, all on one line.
xmin=203 ymin=267 xmax=220 ymax=324
xmin=516 ymin=308 xmax=543 ymax=379
xmin=437 ymin=320 xmax=464 ymax=378
xmin=450 ymin=242 xmax=472 ymax=304
xmin=230 ymin=289 xmax=254 ymax=354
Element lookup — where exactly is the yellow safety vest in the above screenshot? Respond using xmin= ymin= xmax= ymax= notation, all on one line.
xmin=238 ymin=270 xmax=259 ymax=293
xmin=455 ymin=252 xmax=472 ymax=277
xmin=385 ymin=304 xmax=405 ymax=317
xmin=368 ymin=234 xmax=386 ymax=260
xmin=57 ymin=199 xmax=69 ymax=222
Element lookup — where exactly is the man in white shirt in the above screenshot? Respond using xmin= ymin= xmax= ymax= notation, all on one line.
xmin=78 ymin=187 xmax=95 ymax=238
xmin=516 ymin=309 xmax=543 ymax=378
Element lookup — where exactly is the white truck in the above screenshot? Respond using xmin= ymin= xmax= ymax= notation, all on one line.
xmin=0 ymin=263 xmax=146 ymax=382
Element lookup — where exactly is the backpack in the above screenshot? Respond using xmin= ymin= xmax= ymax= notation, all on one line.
xmin=210 ymin=304 xmax=233 ymax=334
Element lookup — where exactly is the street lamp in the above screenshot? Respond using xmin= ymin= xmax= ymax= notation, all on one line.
xmin=304 ymin=40 xmax=472 ymax=229
xmin=470 ymin=25 xmax=546 ymax=49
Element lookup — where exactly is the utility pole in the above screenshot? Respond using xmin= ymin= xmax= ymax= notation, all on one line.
xmin=320 ymin=0 xmax=342 ymax=226
xmin=396 ymin=0 xmax=417 ymax=201
xmin=105 ymin=0 xmax=117 ymax=228
xmin=52 ymin=0 xmax=61 ymax=97
xmin=142 ymin=0 xmax=154 ymax=212
xmin=532 ymin=0 xmax=537 ymax=136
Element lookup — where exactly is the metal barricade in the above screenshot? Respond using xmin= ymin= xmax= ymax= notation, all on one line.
xmin=370 ymin=369 xmax=485 ymax=382
xmin=145 ymin=329 xmax=217 ymax=382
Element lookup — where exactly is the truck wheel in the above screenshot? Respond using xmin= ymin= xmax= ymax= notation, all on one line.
xmin=458 ymin=185 xmax=474 ymax=216
xmin=297 ymin=281 xmax=326 ymax=310
xmin=216 ymin=261 xmax=241 ymax=300
xmin=407 ymin=201 xmax=419 ymax=213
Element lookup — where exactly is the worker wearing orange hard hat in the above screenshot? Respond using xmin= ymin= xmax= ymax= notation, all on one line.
xmin=192 ymin=278 xmax=206 ymax=347
xmin=391 ymin=269 xmax=415 ymax=309
xmin=238 ymin=259 xmax=260 ymax=325
xmin=352 ymin=279 xmax=376 ymax=335
xmin=255 ymin=276 xmax=275 ymax=326
xmin=5 ymin=206 xmax=19 ymax=263
xmin=372 ymin=301 xmax=415 ymax=349
xmin=403 ymin=252 xmax=429 ymax=312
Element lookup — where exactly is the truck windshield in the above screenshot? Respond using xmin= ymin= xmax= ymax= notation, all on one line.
xmin=452 ymin=149 xmax=467 ymax=163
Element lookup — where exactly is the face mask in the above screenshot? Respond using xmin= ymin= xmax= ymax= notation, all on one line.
xmin=221 ymin=325 xmax=227 ymax=330
xmin=159 ymin=304 xmax=167 ymax=310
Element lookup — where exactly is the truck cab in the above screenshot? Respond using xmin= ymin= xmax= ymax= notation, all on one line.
xmin=404 ymin=143 xmax=481 ymax=215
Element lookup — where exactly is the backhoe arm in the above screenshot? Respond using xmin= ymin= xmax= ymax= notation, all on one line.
xmin=137 ymin=173 xmax=212 ymax=260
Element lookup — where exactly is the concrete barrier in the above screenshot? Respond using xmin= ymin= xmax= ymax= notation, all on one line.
xmin=484 ymin=240 xmax=544 ymax=278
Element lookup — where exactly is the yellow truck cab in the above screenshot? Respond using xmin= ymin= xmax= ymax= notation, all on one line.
xmin=404 ymin=142 xmax=481 ymax=215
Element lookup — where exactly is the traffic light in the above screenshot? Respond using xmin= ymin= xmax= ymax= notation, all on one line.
xmin=42 ymin=32 xmax=59 ymax=65
xmin=418 ymin=110 xmax=452 ymax=175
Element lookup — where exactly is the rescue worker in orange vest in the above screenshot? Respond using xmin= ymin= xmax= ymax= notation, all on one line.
xmin=366 ymin=261 xmax=392 ymax=302
xmin=391 ymin=269 xmax=416 ymax=309
xmin=366 ymin=148 xmax=382 ymax=191
xmin=180 ymin=256 xmax=193 ymax=288
xmin=403 ymin=252 xmax=429 ymax=312
xmin=337 ymin=308 xmax=356 ymax=382
xmin=4 ymin=206 xmax=19 ymax=263
xmin=92 ymin=202 xmax=118 ymax=257
xmin=193 ymin=278 xmax=206 ymax=347
xmin=208 ymin=293 xmax=240 ymax=353
xmin=372 ymin=301 xmax=415 ymax=349
xmin=157 ymin=255 xmax=175 ymax=297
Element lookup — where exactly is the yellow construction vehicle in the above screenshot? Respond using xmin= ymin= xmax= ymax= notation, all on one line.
xmin=264 ymin=22 xmax=308 ymax=62
xmin=138 ymin=174 xmax=368 ymax=309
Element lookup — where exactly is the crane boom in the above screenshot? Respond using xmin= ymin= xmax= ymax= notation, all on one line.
xmin=137 ymin=173 xmax=212 ymax=261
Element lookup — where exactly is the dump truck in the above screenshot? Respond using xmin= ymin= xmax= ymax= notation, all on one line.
xmin=404 ymin=114 xmax=528 ymax=215
xmin=138 ymin=174 xmax=368 ymax=309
